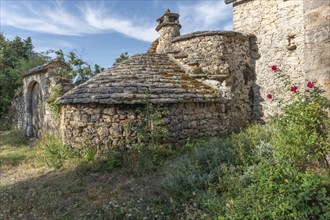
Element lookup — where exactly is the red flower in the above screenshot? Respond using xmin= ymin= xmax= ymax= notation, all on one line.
xmin=307 ymin=81 xmax=314 ymax=88
xmin=271 ymin=65 xmax=278 ymax=72
xmin=290 ymin=85 xmax=298 ymax=93
xmin=267 ymin=94 xmax=273 ymax=99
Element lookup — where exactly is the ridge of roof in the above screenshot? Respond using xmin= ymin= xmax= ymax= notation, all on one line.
xmin=56 ymin=53 xmax=223 ymax=105
xmin=224 ymin=0 xmax=236 ymax=4
xmin=22 ymin=60 xmax=70 ymax=77
xmin=172 ymin=31 xmax=249 ymax=43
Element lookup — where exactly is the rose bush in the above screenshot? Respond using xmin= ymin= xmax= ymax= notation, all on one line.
xmin=160 ymin=65 xmax=330 ymax=219
xmin=267 ymin=66 xmax=330 ymax=170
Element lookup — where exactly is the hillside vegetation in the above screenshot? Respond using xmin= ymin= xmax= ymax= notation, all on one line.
xmin=1 ymin=114 xmax=329 ymax=219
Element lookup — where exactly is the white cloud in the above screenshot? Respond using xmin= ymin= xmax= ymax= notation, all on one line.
xmin=1 ymin=1 xmax=99 ymax=36
xmin=178 ymin=1 xmax=233 ymax=33
xmin=81 ymin=4 xmax=157 ymax=42
xmin=0 ymin=1 xmax=233 ymax=43
xmin=0 ymin=1 xmax=157 ymax=42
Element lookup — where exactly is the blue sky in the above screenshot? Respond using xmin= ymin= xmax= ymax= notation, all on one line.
xmin=0 ymin=0 xmax=233 ymax=68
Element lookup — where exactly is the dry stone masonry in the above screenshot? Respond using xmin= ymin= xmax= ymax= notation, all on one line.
xmin=14 ymin=2 xmax=329 ymax=149
xmin=54 ymin=9 xmax=255 ymax=148
xmin=19 ymin=61 xmax=72 ymax=137
xmin=227 ymin=0 xmax=330 ymax=119
xmin=61 ymin=102 xmax=227 ymax=148
xmin=168 ymin=31 xmax=254 ymax=128
xmin=56 ymin=53 xmax=231 ymax=147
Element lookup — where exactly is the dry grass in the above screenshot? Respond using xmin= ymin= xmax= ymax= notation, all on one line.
xmin=0 ymin=130 xmax=175 ymax=219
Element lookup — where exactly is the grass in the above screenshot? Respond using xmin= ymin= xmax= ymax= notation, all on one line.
xmin=0 ymin=130 xmax=34 ymax=169
xmin=1 ymin=124 xmax=328 ymax=219
xmin=0 ymin=130 xmax=176 ymax=219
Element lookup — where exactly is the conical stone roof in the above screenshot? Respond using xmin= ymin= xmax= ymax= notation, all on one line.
xmin=56 ymin=53 xmax=222 ymax=105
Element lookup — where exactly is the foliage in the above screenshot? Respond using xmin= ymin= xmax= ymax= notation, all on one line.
xmin=268 ymin=66 xmax=330 ymax=170
xmin=76 ymin=150 xmax=123 ymax=174
xmin=114 ymin=52 xmax=129 ymax=65
xmin=161 ymin=124 xmax=273 ymax=218
xmin=36 ymin=134 xmax=77 ymax=169
xmin=124 ymin=96 xmax=170 ymax=174
xmin=0 ymin=34 xmax=49 ymax=127
xmin=132 ymin=97 xmax=169 ymax=148
xmin=223 ymin=163 xmax=330 ymax=220
xmin=161 ymin=122 xmax=330 ymax=219
xmin=46 ymin=84 xmax=63 ymax=116
xmin=161 ymin=66 xmax=330 ymax=219
xmin=50 ymin=49 xmax=105 ymax=85
xmin=36 ymin=134 xmax=99 ymax=169
xmin=0 ymin=130 xmax=31 ymax=168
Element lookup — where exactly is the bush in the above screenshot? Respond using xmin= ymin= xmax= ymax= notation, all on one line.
xmin=161 ymin=137 xmax=236 ymax=201
xmin=180 ymin=66 xmax=330 ymax=219
xmin=161 ymin=119 xmax=329 ymax=219
xmin=37 ymin=134 xmax=77 ymax=169
xmin=223 ymin=163 xmax=330 ymax=220
xmin=267 ymin=66 xmax=330 ymax=170
xmin=76 ymin=150 xmax=123 ymax=174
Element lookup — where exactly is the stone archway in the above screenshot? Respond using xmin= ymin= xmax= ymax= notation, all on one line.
xmin=27 ymin=81 xmax=42 ymax=138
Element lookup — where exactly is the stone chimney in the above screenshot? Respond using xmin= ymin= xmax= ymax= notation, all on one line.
xmin=156 ymin=9 xmax=181 ymax=53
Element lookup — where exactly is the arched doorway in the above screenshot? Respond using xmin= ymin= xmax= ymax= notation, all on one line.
xmin=28 ymin=82 xmax=42 ymax=138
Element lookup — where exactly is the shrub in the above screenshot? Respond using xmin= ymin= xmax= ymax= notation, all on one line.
xmin=267 ymin=66 xmax=330 ymax=170
xmin=161 ymin=119 xmax=329 ymax=219
xmin=222 ymin=163 xmax=330 ymax=220
xmin=76 ymin=150 xmax=123 ymax=174
xmin=36 ymin=134 xmax=76 ymax=169
xmin=161 ymin=137 xmax=237 ymax=201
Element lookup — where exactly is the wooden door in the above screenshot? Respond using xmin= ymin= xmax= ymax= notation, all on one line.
xmin=31 ymin=82 xmax=41 ymax=138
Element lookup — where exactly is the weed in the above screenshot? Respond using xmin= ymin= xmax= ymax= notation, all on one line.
xmin=0 ymin=130 xmax=28 ymax=147
xmin=0 ymin=130 xmax=32 ymax=169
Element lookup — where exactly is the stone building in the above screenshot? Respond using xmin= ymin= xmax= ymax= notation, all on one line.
xmin=53 ymin=9 xmax=254 ymax=147
xmin=15 ymin=1 xmax=329 ymax=147
xmin=18 ymin=61 xmax=72 ymax=138
xmin=225 ymin=0 xmax=330 ymax=119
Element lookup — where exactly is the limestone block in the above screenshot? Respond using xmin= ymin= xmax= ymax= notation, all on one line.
xmin=91 ymin=114 xmax=101 ymax=123
xmin=104 ymin=108 xmax=116 ymax=115
xmin=73 ymin=112 xmax=81 ymax=121
xmin=110 ymin=123 xmax=122 ymax=136
xmin=102 ymin=115 xmax=111 ymax=123
xmin=84 ymin=125 xmax=96 ymax=134
xmin=81 ymin=114 xmax=90 ymax=122
xmin=97 ymin=126 xmax=109 ymax=139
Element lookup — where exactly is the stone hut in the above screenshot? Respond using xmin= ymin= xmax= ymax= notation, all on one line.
xmin=56 ymin=54 xmax=230 ymax=147
xmin=19 ymin=61 xmax=72 ymax=138
xmin=54 ymin=9 xmax=254 ymax=148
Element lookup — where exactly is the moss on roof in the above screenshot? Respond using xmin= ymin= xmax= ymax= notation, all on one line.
xmin=56 ymin=53 xmax=223 ymax=105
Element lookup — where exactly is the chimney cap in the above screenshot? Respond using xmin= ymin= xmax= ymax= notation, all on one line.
xmin=156 ymin=9 xmax=181 ymax=31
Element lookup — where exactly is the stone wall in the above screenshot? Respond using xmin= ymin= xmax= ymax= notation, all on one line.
xmin=303 ymin=0 xmax=330 ymax=100
xmin=232 ymin=0 xmax=306 ymax=119
xmin=169 ymin=32 xmax=254 ymax=126
xmin=9 ymin=89 xmax=25 ymax=131
xmin=231 ymin=0 xmax=330 ymax=118
xmin=22 ymin=65 xmax=72 ymax=137
xmin=60 ymin=102 xmax=227 ymax=148
xmin=156 ymin=26 xmax=180 ymax=53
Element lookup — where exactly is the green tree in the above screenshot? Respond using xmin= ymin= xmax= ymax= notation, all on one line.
xmin=114 ymin=52 xmax=129 ymax=65
xmin=50 ymin=49 xmax=104 ymax=85
xmin=0 ymin=33 xmax=49 ymax=126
